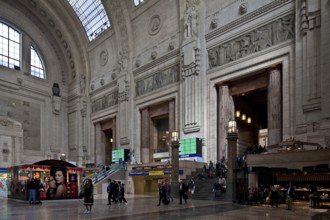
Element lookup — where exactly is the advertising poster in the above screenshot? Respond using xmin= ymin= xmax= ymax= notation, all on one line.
xmin=48 ymin=166 xmax=67 ymax=199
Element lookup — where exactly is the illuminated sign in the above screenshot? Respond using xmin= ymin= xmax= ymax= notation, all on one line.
xmin=112 ymin=149 xmax=129 ymax=163
xmin=179 ymin=138 xmax=202 ymax=157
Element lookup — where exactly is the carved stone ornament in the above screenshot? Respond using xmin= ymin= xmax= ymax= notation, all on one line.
xmin=100 ymin=78 xmax=105 ymax=86
xmin=211 ymin=19 xmax=218 ymax=29
xmin=100 ymin=50 xmax=109 ymax=66
xmin=151 ymin=51 xmax=158 ymax=60
xmin=17 ymin=78 xmax=23 ymax=84
xmin=111 ymin=72 xmax=117 ymax=80
xmin=208 ymin=14 xmax=295 ymax=69
xmin=148 ymin=14 xmax=162 ymax=36
xmin=135 ymin=59 xmax=141 ymax=67
xmin=90 ymin=84 xmax=94 ymax=91
xmin=239 ymin=3 xmax=248 ymax=15
xmin=169 ymin=41 xmax=175 ymax=50
xmin=52 ymin=96 xmax=61 ymax=115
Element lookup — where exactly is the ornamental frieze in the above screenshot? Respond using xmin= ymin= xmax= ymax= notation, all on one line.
xmin=208 ymin=14 xmax=294 ymax=69
xmin=91 ymin=90 xmax=118 ymax=113
xmin=136 ymin=65 xmax=179 ymax=97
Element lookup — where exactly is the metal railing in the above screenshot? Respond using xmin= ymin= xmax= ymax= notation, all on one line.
xmin=91 ymin=164 xmax=123 ymax=185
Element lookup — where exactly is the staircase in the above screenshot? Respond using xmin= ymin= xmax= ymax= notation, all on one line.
xmin=183 ymin=170 xmax=227 ymax=201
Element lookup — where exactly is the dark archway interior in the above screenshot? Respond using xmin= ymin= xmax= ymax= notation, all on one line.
xmin=233 ymin=88 xmax=268 ymax=149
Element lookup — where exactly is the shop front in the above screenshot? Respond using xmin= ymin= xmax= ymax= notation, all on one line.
xmin=8 ymin=160 xmax=83 ymax=201
xmin=0 ymin=168 xmax=8 ymax=197
xmin=129 ymin=164 xmax=183 ymax=194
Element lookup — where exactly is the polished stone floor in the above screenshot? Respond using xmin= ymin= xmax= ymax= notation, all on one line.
xmin=0 ymin=194 xmax=329 ymax=220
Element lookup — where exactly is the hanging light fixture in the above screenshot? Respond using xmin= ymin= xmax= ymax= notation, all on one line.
xmin=241 ymin=114 xmax=246 ymax=121
xmin=235 ymin=110 xmax=241 ymax=118
xmin=247 ymin=117 xmax=252 ymax=124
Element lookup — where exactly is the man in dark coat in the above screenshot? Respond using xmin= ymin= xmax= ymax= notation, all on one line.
xmin=179 ymin=180 xmax=188 ymax=204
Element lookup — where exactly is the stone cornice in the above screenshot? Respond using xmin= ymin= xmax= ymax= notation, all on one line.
xmin=205 ymin=0 xmax=291 ymax=42
xmin=133 ymin=48 xmax=180 ymax=76
xmin=89 ymin=80 xmax=118 ymax=97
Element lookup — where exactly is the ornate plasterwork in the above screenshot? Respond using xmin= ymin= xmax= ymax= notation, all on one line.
xmin=136 ymin=64 xmax=180 ymax=97
xmin=148 ymin=14 xmax=162 ymax=36
xmin=25 ymin=0 xmax=77 ymax=80
xmin=133 ymin=48 xmax=180 ymax=76
xmin=0 ymin=119 xmax=11 ymax=127
xmin=206 ymin=0 xmax=290 ymax=41
xmin=208 ymin=14 xmax=294 ymax=69
xmin=186 ymin=0 xmax=200 ymax=9
xmin=118 ymin=80 xmax=130 ymax=103
xmin=99 ymin=50 xmax=109 ymax=66
xmin=91 ymin=90 xmax=119 ymax=113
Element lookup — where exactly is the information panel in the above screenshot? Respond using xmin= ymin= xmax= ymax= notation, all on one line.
xmin=179 ymin=138 xmax=202 ymax=157
xmin=112 ymin=149 xmax=129 ymax=163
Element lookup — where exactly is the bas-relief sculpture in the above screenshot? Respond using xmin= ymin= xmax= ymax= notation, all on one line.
xmin=208 ymin=14 xmax=294 ymax=69
xmin=91 ymin=91 xmax=119 ymax=113
xmin=148 ymin=14 xmax=162 ymax=36
xmin=135 ymin=65 xmax=180 ymax=97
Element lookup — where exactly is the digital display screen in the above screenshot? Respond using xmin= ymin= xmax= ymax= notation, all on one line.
xmin=179 ymin=138 xmax=202 ymax=156
xmin=112 ymin=149 xmax=129 ymax=163
xmin=112 ymin=149 xmax=124 ymax=163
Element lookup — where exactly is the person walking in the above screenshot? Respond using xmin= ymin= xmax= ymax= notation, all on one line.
xmin=286 ymin=182 xmax=295 ymax=210
xmin=166 ymin=180 xmax=174 ymax=202
xmin=106 ymin=179 xmax=113 ymax=205
xmin=179 ymin=180 xmax=188 ymax=204
xmin=157 ymin=181 xmax=167 ymax=206
xmin=27 ymin=178 xmax=37 ymax=205
xmin=119 ymin=183 xmax=128 ymax=205
xmin=82 ymin=178 xmax=94 ymax=214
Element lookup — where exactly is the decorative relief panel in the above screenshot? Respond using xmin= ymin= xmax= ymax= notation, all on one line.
xmin=148 ymin=14 xmax=162 ymax=36
xmin=136 ymin=64 xmax=179 ymax=97
xmin=91 ymin=90 xmax=119 ymax=113
xmin=99 ymin=49 xmax=109 ymax=66
xmin=118 ymin=80 xmax=130 ymax=103
xmin=208 ymin=14 xmax=294 ymax=69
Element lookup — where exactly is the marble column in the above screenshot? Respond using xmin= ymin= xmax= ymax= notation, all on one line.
xmin=218 ymin=84 xmax=235 ymax=162
xmin=268 ymin=67 xmax=282 ymax=146
xmin=141 ymin=108 xmax=150 ymax=163
xmin=95 ymin=123 xmax=106 ymax=165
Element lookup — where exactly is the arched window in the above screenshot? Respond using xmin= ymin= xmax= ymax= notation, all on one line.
xmin=133 ymin=0 xmax=144 ymax=7
xmin=0 ymin=21 xmax=46 ymax=79
xmin=0 ymin=22 xmax=20 ymax=70
xmin=30 ymin=46 xmax=45 ymax=79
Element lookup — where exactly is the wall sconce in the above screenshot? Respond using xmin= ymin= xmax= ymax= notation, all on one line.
xmin=47 ymin=155 xmax=51 ymax=160
xmin=247 ymin=117 xmax=252 ymax=124
xmin=110 ymin=138 xmax=113 ymax=143
xmin=228 ymin=120 xmax=238 ymax=134
xmin=235 ymin=110 xmax=241 ymax=118
xmin=241 ymin=114 xmax=246 ymax=121
xmin=171 ymin=131 xmax=179 ymax=142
